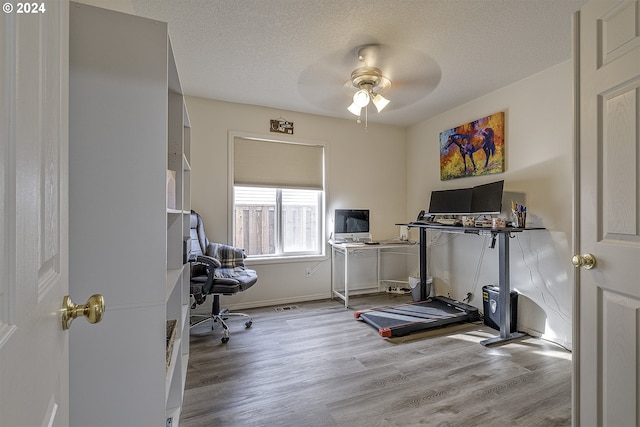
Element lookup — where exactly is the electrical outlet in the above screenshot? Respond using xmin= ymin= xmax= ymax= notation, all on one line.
xmin=305 ymin=263 xmax=323 ymax=278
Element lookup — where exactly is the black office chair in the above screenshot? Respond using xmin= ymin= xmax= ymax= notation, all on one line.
xmin=189 ymin=210 xmax=258 ymax=343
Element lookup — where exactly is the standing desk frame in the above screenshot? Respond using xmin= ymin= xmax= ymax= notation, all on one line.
xmin=405 ymin=223 xmax=539 ymax=346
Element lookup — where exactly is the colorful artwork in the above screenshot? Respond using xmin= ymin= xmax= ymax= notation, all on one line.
xmin=439 ymin=111 xmax=505 ymax=180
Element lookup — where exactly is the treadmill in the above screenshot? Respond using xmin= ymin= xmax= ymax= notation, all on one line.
xmin=355 ymin=296 xmax=479 ymax=338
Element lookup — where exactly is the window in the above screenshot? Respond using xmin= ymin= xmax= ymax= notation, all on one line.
xmin=231 ymin=135 xmax=325 ymax=258
xmin=234 ymin=186 xmax=322 ymax=256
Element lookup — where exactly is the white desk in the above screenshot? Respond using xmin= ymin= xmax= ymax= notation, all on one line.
xmin=330 ymin=241 xmax=417 ymax=308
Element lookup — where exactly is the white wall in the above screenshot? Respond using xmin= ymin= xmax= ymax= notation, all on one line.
xmin=185 ymin=96 xmax=408 ymax=308
xmin=406 ymin=61 xmax=574 ymax=349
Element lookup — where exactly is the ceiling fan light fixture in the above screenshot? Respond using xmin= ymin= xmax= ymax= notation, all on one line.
xmin=353 ymin=89 xmax=370 ymax=107
xmin=347 ymin=101 xmax=362 ymax=116
xmin=372 ymin=93 xmax=390 ymax=112
xmin=346 ymin=51 xmax=392 ymax=122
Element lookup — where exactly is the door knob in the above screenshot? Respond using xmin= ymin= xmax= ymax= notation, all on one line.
xmin=62 ymin=294 xmax=105 ymax=330
xmin=571 ymin=253 xmax=596 ymax=270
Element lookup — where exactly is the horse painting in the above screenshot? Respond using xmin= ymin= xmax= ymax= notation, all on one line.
xmin=445 ymin=127 xmax=495 ymax=173
xmin=439 ymin=112 xmax=504 ymax=180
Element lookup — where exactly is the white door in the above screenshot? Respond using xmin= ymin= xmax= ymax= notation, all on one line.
xmin=0 ymin=1 xmax=70 ymax=426
xmin=575 ymin=0 xmax=640 ymax=425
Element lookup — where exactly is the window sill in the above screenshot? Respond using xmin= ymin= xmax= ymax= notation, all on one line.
xmin=245 ymin=253 xmax=327 ymax=266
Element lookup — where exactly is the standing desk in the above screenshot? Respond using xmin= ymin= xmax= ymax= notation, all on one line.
xmin=330 ymin=241 xmax=417 ymax=308
xmin=403 ymin=222 xmax=541 ymax=346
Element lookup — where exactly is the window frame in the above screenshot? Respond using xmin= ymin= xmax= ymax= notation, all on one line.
xmin=228 ymin=131 xmax=327 ymax=262
xmin=233 ymin=186 xmax=323 ymax=258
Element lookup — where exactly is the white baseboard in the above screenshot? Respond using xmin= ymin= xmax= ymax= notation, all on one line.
xmin=222 ymin=293 xmax=332 ymax=311
xmin=518 ymin=325 xmax=572 ymax=352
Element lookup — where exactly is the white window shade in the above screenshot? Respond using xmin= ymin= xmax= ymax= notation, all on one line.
xmin=234 ymin=137 xmax=324 ymax=190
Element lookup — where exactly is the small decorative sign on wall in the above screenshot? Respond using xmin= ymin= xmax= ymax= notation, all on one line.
xmin=270 ymin=118 xmax=294 ymax=134
xmin=439 ymin=111 xmax=505 ymax=180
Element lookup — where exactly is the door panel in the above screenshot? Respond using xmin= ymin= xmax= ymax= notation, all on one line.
xmin=0 ymin=1 xmax=70 ymax=426
xmin=576 ymin=0 xmax=640 ymax=425
xmin=601 ymin=291 xmax=639 ymax=422
xmin=601 ymin=82 xmax=639 ymax=244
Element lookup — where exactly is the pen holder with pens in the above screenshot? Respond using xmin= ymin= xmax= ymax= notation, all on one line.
xmin=513 ymin=211 xmax=526 ymax=228
xmin=511 ymin=202 xmax=527 ymax=228
xmin=512 ymin=203 xmax=526 ymax=228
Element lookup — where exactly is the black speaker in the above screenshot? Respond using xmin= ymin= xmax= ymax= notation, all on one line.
xmin=482 ymin=285 xmax=517 ymax=332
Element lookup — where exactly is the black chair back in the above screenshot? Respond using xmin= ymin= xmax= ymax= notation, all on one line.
xmin=190 ymin=210 xmax=207 ymax=258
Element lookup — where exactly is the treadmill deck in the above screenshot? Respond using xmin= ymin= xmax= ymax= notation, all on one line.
xmin=354 ymin=296 xmax=479 ymax=338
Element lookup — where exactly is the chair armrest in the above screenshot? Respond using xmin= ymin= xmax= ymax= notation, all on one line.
xmin=190 ymin=255 xmax=221 ymax=297
xmin=193 ymin=254 xmax=221 ymax=269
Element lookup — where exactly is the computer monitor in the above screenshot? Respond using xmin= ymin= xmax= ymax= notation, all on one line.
xmin=470 ymin=180 xmax=504 ymax=214
xmin=334 ymin=209 xmax=370 ymax=240
xmin=428 ymin=188 xmax=473 ymax=215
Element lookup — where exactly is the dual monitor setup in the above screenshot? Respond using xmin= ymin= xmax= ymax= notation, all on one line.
xmin=332 ymin=179 xmax=506 ymax=242
xmin=419 ymin=179 xmax=505 ymax=226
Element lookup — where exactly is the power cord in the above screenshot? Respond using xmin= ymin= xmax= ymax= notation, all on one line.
xmin=462 ymin=292 xmax=473 ymax=303
xmin=465 ymin=235 xmax=488 ymax=303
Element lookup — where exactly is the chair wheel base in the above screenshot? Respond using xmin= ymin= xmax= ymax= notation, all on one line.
xmin=189 ymin=301 xmax=253 ymax=344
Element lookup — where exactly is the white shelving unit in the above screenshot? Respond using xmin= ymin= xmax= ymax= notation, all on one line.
xmin=69 ymin=3 xmax=190 ymax=426
xmin=165 ymin=42 xmax=192 ymax=424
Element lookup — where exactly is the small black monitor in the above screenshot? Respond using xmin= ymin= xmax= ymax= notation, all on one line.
xmin=428 ymin=188 xmax=473 ymax=215
xmin=334 ymin=209 xmax=370 ymax=234
xmin=470 ymin=180 xmax=504 ymax=214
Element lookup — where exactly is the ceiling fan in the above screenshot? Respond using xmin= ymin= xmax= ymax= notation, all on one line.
xmin=346 ymin=46 xmax=392 ymax=120
xmin=297 ymin=42 xmax=441 ymax=125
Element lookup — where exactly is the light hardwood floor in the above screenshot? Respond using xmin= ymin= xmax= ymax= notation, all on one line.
xmin=183 ymin=294 xmax=572 ymax=426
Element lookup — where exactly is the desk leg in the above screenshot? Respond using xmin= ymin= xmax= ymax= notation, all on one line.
xmin=376 ymin=248 xmax=381 ymax=294
xmin=480 ymin=232 xmax=526 ymax=346
xmin=331 ymin=246 xmax=336 ymax=301
xmin=344 ymin=249 xmax=349 ymax=308
xmin=331 ymin=246 xmax=349 ymax=308
xmin=419 ymin=227 xmax=428 ymax=300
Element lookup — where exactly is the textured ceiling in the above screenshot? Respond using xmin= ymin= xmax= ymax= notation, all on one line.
xmin=129 ymin=0 xmax=587 ymax=127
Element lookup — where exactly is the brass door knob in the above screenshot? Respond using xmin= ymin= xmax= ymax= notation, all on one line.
xmin=572 ymin=253 xmax=596 ymax=270
xmin=62 ymin=294 xmax=105 ymax=330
